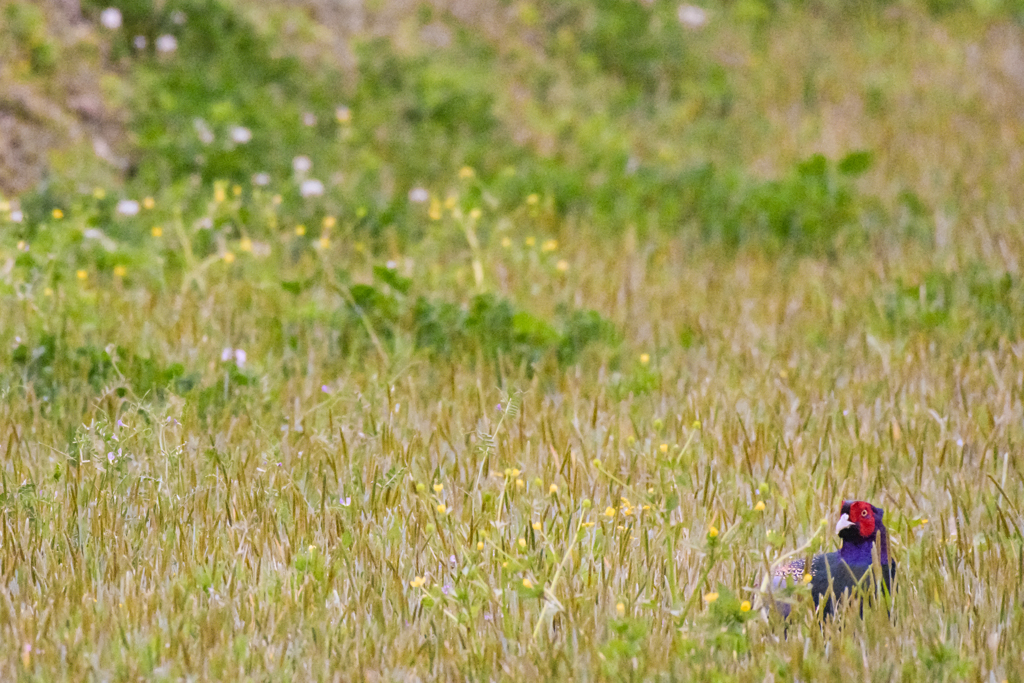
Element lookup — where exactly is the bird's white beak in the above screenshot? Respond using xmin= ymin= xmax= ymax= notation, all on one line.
xmin=835 ymin=513 xmax=855 ymax=534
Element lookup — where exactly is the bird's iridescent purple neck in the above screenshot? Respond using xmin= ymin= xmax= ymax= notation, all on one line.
xmin=839 ymin=528 xmax=889 ymax=566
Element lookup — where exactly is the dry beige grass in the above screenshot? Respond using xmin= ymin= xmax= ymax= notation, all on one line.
xmin=1 ymin=1 xmax=1023 ymax=680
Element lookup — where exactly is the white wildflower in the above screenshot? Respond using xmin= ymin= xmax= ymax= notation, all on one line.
xmin=678 ymin=5 xmax=708 ymax=28
xmin=116 ymin=199 xmax=140 ymax=216
xmin=155 ymin=34 xmax=178 ymax=53
xmin=100 ymin=7 xmax=122 ymax=30
xmin=193 ymin=118 xmax=214 ymax=145
xmin=230 ymin=126 xmax=252 ymax=144
xmin=299 ymin=179 xmax=324 ymax=197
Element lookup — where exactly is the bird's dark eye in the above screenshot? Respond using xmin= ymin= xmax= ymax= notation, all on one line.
xmin=861 ymin=510 xmax=868 ymax=517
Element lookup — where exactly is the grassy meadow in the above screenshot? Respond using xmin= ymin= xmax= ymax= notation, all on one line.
xmin=2 ymin=0 xmax=1024 ymax=680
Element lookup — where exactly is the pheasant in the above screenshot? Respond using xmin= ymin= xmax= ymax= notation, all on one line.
xmin=770 ymin=500 xmax=896 ymax=618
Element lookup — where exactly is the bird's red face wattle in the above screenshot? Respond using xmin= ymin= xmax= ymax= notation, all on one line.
xmin=847 ymin=500 xmax=876 ymax=538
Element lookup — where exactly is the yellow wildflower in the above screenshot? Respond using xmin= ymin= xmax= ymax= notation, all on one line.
xmin=704 ymin=592 xmax=719 ymax=603
xmin=740 ymin=600 xmax=751 ymax=612
xmin=410 ymin=576 xmax=426 ymax=588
